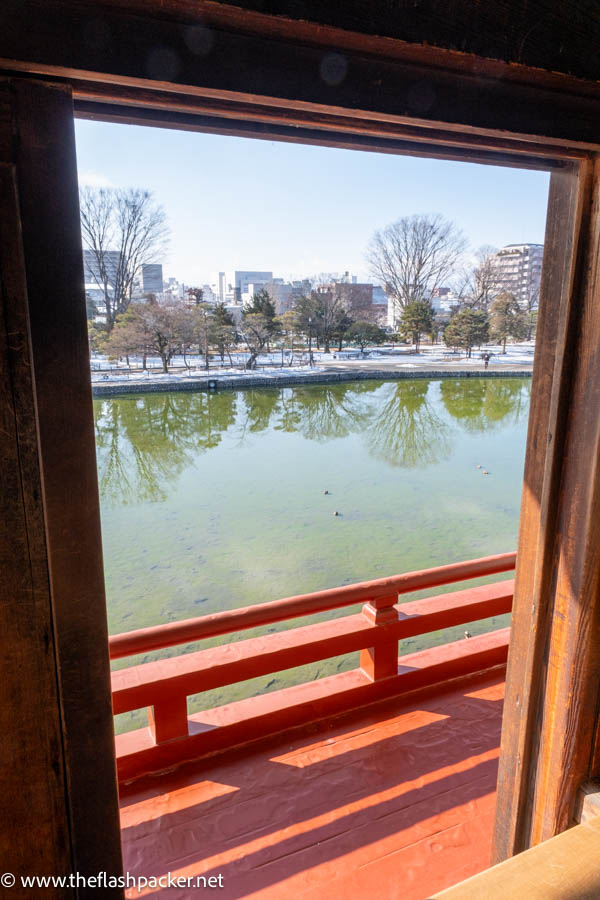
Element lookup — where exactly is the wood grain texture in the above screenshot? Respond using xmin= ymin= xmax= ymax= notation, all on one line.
xmin=1 ymin=1 xmax=600 ymax=148
xmin=196 ymin=0 xmax=600 ymax=84
xmin=434 ymin=817 xmax=600 ymax=898
xmin=66 ymin=82 xmax=589 ymax=164
xmin=74 ymin=101 xmax=570 ymax=172
xmin=529 ymin=158 xmax=600 ymax=845
xmin=574 ymin=780 xmax=600 ymax=825
xmin=9 ymin=0 xmax=600 ymax=86
xmin=492 ymin=162 xmax=591 ymax=860
xmin=7 ymin=78 xmax=123 ymax=896
xmin=0 ymin=156 xmax=73 ymax=898
xmin=493 ymin=156 xmax=600 ymax=859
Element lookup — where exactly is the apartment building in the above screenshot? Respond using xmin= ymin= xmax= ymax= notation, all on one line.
xmin=489 ymin=243 xmax=544 ymax=308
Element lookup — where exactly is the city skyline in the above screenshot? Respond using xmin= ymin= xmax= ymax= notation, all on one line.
xmin=75 ymin=120 xmax=550 ymax=286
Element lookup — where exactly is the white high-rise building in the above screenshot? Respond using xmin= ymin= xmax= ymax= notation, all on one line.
xmin=489 ymin=243 xmax=544 ymax=309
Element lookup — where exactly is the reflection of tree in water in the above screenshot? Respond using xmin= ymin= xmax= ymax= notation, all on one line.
xmin=229 ymin=381 xmax=453 ymax=468
xmin=289 ymin=382 xmax=377 ymax=442
xmin=277 ymin=388 xmax=303 ymax=434
xmin=94 ymin=391 xmax=237 ymax=505
xmin=440 ymin=378 xmax=530 ymax=433
xmin=95 ymin=378 xmax=532 ymax=507
xmin=234 ymin=383 xmax=378 ymax=443
xmin=240 ymin=389 xmax=282 ymax=435
xmin=367 ymin=380 xmax=452 ymax=468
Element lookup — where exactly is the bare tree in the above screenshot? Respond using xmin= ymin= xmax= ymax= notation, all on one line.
xmin=367 ymin=213 xmax=467 ymax=326
xmin=309 ymin=272 xmax=341 ymax=289
xmin=80 ymin=187 xmax=169 ymax=330
xmin=313 ymin=289 xmax=346 ymax=353
xmin=521 ymin=286 xmax=539 ymax=339
xmin=456 ymin=245 xmax=499 ymax=311
xmin=191 ymin=303 xmax=215 ymax=371
xmin=102 ymin=308 xmax=146 ymax=367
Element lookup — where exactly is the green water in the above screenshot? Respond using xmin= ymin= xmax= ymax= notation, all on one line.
xmin=94 ymin=377 xmax=530 ymax=731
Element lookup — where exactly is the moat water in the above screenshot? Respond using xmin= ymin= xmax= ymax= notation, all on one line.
xmin=94 ymin=377 xmax=530 ymax=731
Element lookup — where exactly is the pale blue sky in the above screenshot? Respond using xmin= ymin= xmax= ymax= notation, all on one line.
xmin=75 ymin=119 xmax=550 ymax=286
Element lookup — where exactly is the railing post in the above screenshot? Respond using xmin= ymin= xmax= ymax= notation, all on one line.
xmin=360 ymin=594 xmax=399 ymax=681
xmin=148 ymin=695 xmax=189 ymax=744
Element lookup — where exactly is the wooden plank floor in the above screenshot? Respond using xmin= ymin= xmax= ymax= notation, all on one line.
xmin=120 ymin=668 xmax=505 ymax=899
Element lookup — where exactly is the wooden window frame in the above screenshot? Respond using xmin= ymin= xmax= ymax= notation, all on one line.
xmin=74 ymin=90 xmax=600 ymax=860
xmin=70 ymin=63 xmax=600 ymax=860
xmin=2 ymin=6 xmax=600 ymax=892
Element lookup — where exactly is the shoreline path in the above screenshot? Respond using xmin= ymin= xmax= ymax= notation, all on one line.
xmin=91 ymin=350 xmax=534 ymax=396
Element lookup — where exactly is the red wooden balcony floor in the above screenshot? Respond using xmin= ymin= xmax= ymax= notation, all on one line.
xmin=119 ymin=667 xmax=504 ymax=900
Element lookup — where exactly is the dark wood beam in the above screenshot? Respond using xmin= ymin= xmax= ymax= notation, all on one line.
xmin=176 ymin=0 xmax=600 ymax=85
xmin=0 ymin=135 xmax=73 ymax=900
xmin=493 ymin=156 xmax=600 ymax=858
xmin=1 ymin=0 xmax=600 ymax=149
xmin=66 ymin=78 xmax=587 ymax=160
xmin=1 ymin=77 xmax=124 ymax=896
xmin=75 ymin=100 xmax=569 ymax=171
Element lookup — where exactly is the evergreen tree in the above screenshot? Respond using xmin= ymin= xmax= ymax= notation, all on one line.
xmin=443 ymin=309 xmax=489 ymax=358
xmin=243 ymin=288 xmax=277 ymax=325
xmin=332 ymin=310 xmax=354 ymax=351
xmin=399 ymin=300 xmax=434 ymax=352
xmin=243 ymin=289 xmax=278 ymax=350
xmin=213 ymin=302 xmax=235 ymax=327
xmin=344 ymin=321 xmax=386 ymax=352
xmin=238 ymin=313 xmax=272 ymax=369
xmin=489 ymin=292 xmax=528 ymax=353
xmin=294 ymin=293 xmax=321 ymax=348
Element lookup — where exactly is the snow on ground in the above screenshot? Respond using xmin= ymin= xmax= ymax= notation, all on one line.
xmin=91 ymin=365 xmax=326 ymax=384
xmin=362 ymin=342 xmax=536 ymax=366
xmin=90 ymin=342 xmax=535 ymax=383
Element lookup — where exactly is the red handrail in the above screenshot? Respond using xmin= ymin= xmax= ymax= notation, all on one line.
xmin=109 ymin=551 xmax=516 ymax=659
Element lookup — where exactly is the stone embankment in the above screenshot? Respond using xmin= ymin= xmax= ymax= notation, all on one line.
xmin=92 ymin=366 xmax=532 ymax=396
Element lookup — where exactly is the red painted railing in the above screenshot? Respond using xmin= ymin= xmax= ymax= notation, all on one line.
xmin=111 ymin=552 xmax=516 ymax=782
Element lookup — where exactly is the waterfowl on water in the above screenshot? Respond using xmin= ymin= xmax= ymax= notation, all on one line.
xmin=333 ymin=511 xmax=339 ymax=516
